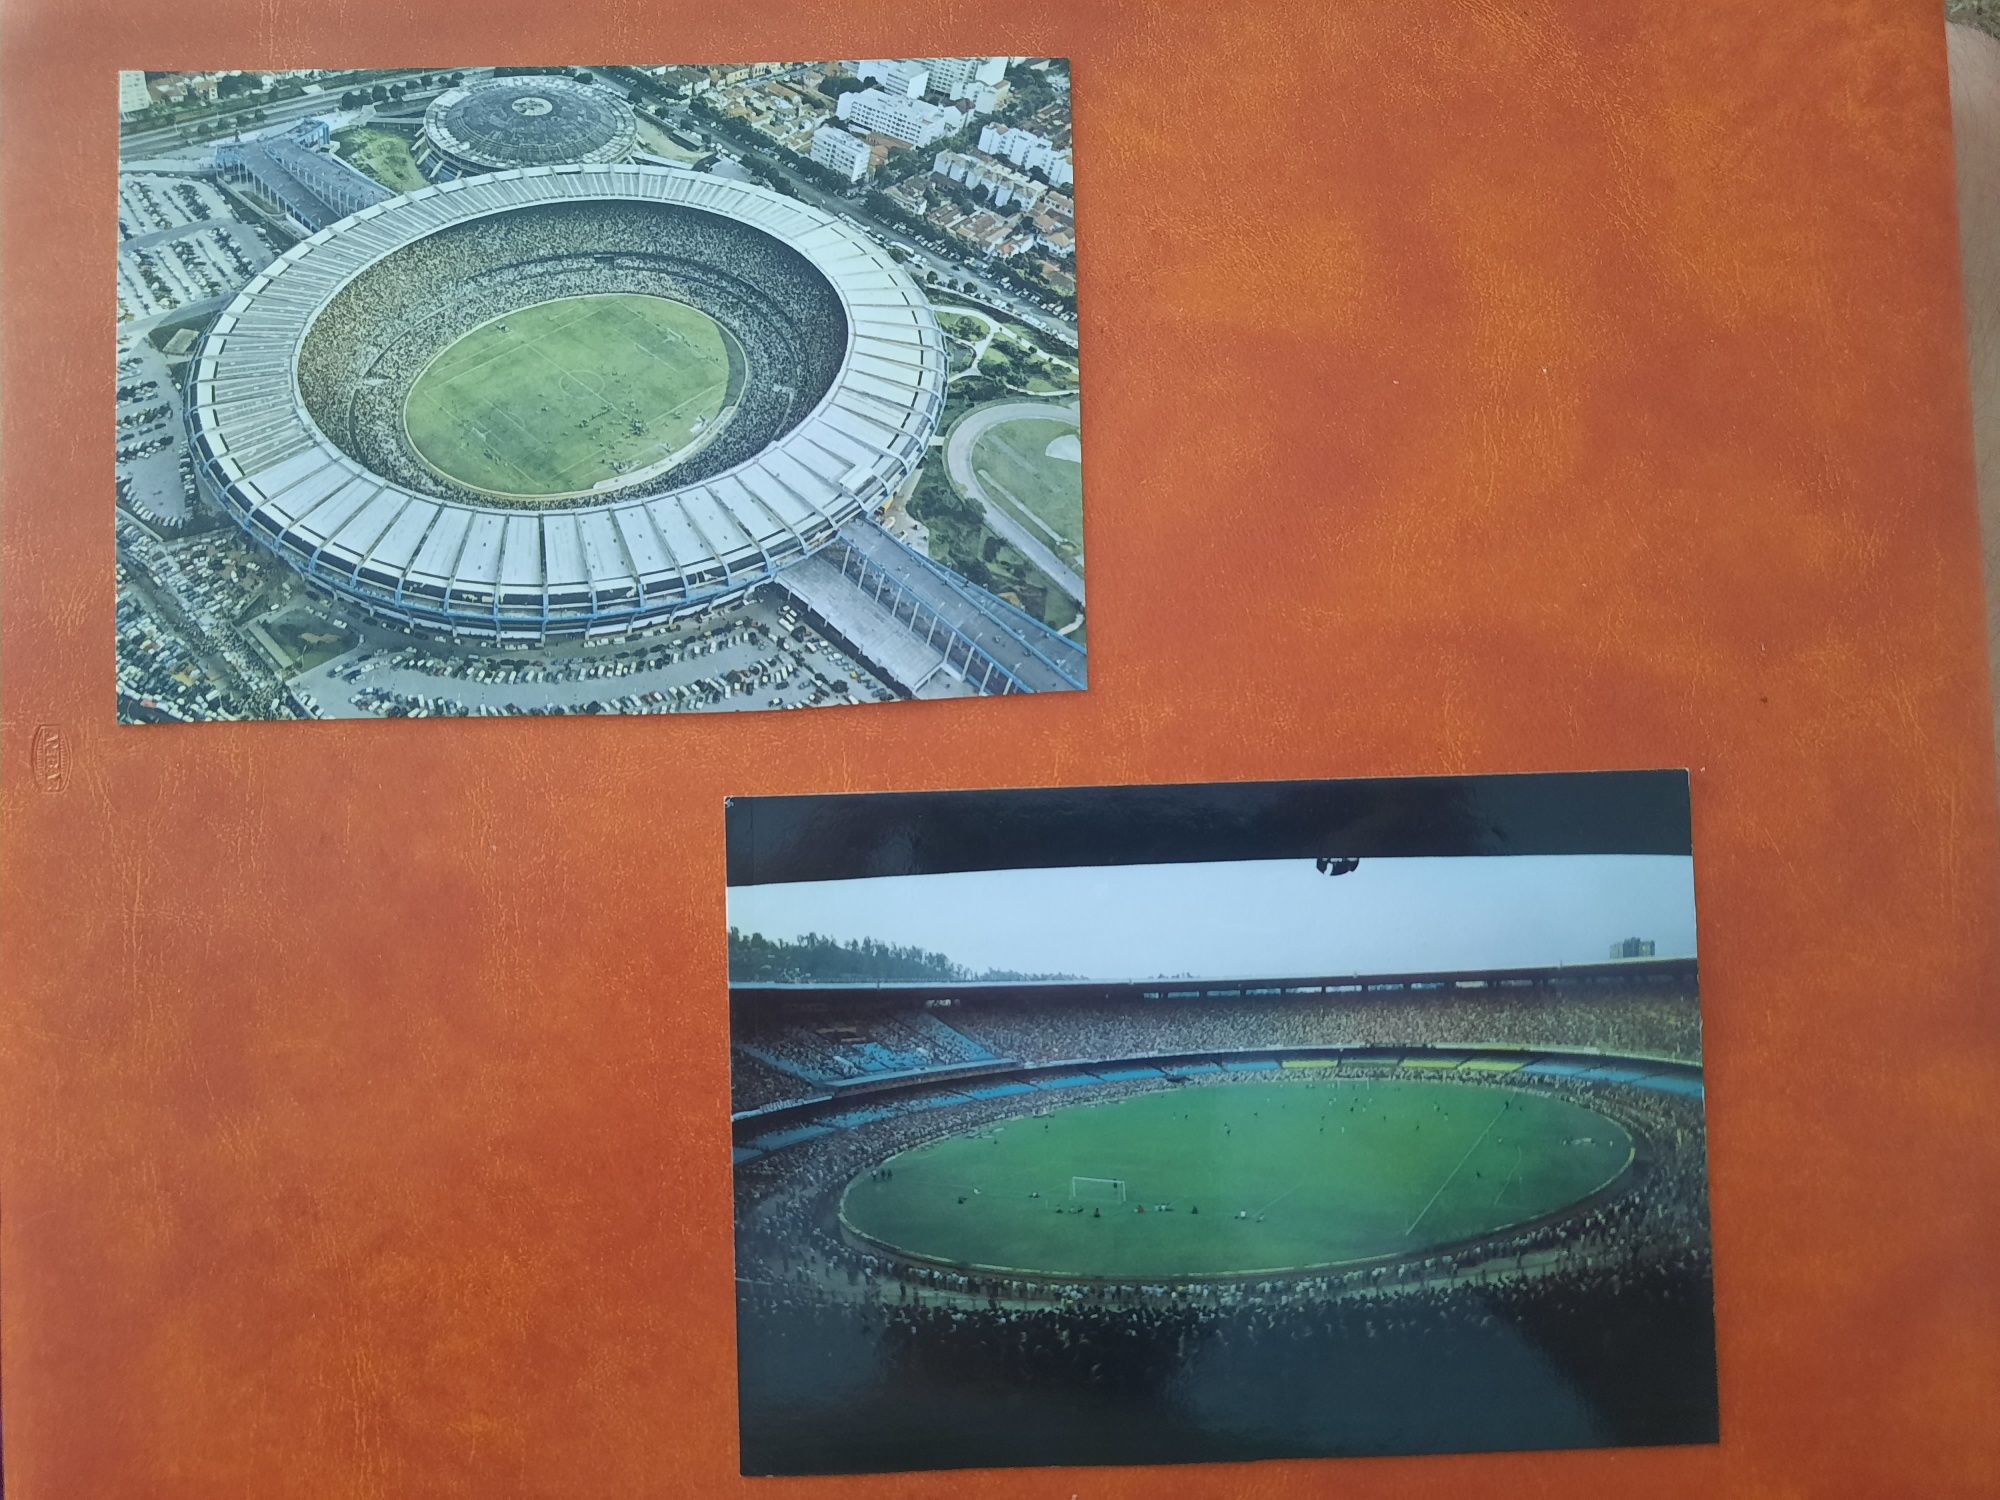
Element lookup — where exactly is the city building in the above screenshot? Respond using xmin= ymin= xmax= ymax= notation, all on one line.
xmin=1610 ymin=937 xmax=1658 ymax=959
xmin=933 ymin=148 xmax=1047 ymax=211
xmin=810 ymin=125 xmax=872 ymax=183
xmin=978 ymin=121 xmax=1075 ymax=186
xmin=118 ymin=70 xmax=152 ymax=117
xmin=924 ymin=56 xmax=1007 ymax=101
xmin=854 ymin=59 xmax=931 ymax=99
xmin=836 ymin=87 xmax=964 ymax=148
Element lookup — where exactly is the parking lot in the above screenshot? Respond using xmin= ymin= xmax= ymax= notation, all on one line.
xmin=286 ymin=590 xmax=899 ymax=718
xmin=117 ymin=174 xmax=273 ymax=326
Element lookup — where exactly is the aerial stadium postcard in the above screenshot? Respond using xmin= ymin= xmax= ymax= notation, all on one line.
xmin=724 ymin=772 xmax=1719 ymax=1475
xmin=115 ymin=62 xmax=1084 ymax=723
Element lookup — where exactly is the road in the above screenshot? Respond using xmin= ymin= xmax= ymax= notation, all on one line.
xmin=118 ymin=68 xmax=493 ymax=160
xmin=944 ymin=398 xmax=1085 ymax=605
xmin=124 ymin=69 xmax=1075 ymax=344
xmin=669 ymin=103 xmax=1076 ymax=342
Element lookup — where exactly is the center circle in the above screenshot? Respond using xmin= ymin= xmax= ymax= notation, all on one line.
xmin=400 ymin=292 xmax=742 ymax=500
xmin=839 ymin=1077 xmax=1635 ymax=1281
xmin=511 ymin=95 xmax=555 ymax=117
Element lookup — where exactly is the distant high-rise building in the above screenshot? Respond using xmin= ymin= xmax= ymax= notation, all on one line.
xmin=118 ymin=70 xmax=152 ymax=117
xmin=836 ymin=88 xmax=962 ymax=148
xmin=1609 ymin=937 xmax=1657 ymax=960
xmin=810 ymin=125 xmax=872 ymax=184
xmin=854 ymin=58 xmax=931 ymax=99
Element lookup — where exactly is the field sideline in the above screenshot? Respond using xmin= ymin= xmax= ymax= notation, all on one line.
xmin=839 ymin=1078 xmax=1634 ymax=1281
xmin=401 ymin=291 xmax=738 ymax=498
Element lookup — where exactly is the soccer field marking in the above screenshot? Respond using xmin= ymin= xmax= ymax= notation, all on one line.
xmin=408 ymin=294 xmax=736 ymax=495
xmin=421 ymin=299 xmax=607 ymax=394
xmin=1403 ymin=1101 xmax=1509 ymax=1239
xmin=518 ymin=305 xmax=727 ymax=485
xmin=425 ymin=397 xmax=548 ymax=495
xmin=1249 ymin=1183 xmax=1299 ymax=1219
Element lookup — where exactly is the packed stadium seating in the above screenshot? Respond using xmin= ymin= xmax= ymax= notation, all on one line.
xmin=729 ymin=1057 xmax=1717 ymax=1469
xmin=294 ymin=200 xmax=848 ymax=504
xmin=728 ymin=982 xmax=1702 ymax=1112
xmin=736 ymin=1007 xmax=998 ymax=1088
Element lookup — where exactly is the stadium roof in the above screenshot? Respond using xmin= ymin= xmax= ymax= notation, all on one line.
xmin=188 ymin=164 xmax=945 ymax=623
xmin=422 ymin=75 xmax=637 ymax=172
xmin=728 ymin=956 xmax=1700 ymax=1004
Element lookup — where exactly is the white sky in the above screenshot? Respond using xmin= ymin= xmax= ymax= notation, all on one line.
xmin=727 ymin=854 xmax=1698 ymax=980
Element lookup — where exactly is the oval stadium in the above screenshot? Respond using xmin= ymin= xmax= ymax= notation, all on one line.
xmin=185 ymin=163 xmax=946 ymax=643
xmin=417 ymin=75 xmax=638 ymax=181
xmin=730 ymin=960 xmax=1717 ymax=1473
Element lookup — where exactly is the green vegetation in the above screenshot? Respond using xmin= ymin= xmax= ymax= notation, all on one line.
xmin=843 ymin=1077 xmax=1634 ymax=1280
xmin=332 ymin=125 xmax=427 ymax=194
xmin=935 ymin=311 xmax=988 ymax=341
xmin=727 ymin=928 xmax=1071 ymax=984
xmin=906 ymin=459 xmax=1080 ymax=633
xmin=969 ymin=415 xmax=1083 ymax=556
xmin=261 ymin=616 xmax=357 ymax=673
xmin=403 ymin=293 xmax=736 ymax=498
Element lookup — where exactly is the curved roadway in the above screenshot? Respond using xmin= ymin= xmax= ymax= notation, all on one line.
xmin=944 ymin=398 xmax=1085 ymax=605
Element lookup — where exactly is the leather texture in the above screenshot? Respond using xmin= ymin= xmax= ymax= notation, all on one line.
xmin=4 ymin=0 xmax=1999 ymax=1494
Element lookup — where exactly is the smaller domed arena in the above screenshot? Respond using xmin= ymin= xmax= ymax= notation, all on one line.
xmin=418 ymin=75 xmax=639 ymax=182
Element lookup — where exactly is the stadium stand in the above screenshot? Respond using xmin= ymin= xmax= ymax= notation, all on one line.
xmin=295 ymin=202 xmax=847 ymax=505
xmin=731 ymin=1051 xmax=1716 ymax=1467
xmin=729 ymin=980 xmax=1701 ymax=1112
xmin=736 ymin=1006 xmax=998 ymax=1087
xmin=188 ymin=166 xmax=947 ymax=644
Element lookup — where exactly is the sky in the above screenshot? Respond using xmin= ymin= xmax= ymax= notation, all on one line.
xmin=727 ymin=854 xmax=1698 ymax=980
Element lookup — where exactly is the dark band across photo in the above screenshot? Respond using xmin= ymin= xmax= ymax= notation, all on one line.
xmin=723 ymin=770 xmax=1717 ymax=1476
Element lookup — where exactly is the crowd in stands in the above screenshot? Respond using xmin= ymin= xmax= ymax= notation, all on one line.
xmin=737 ymin=1007 xmax=997 ymax=1088
xmin=731 ymin=1065 xmax=1716 ymax=1468
xmin=728 ymin=983 xmax=1702 ymax=1111
xmin=955 ymin=986 xmax=1701 ymax=1067
xmin=294 ymin=201 xmax=848 ymax=504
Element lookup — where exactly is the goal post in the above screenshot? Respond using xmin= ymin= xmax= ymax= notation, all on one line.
xmin=1070 ymin=1175 xmax=1126 ymax=1204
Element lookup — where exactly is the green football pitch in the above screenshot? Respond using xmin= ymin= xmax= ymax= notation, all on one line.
xmin=970 ymin=415 xmax=1083 ymax=556
xmin=840 ymin=1078 xmax=1633 ymax=1280
xmin=401 ymin=293 xmax=739 ymax=499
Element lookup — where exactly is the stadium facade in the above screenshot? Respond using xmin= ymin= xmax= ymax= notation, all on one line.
xmin=185 ymin=163 xmax=947 ymax=642
xmin=416 ymin=75 xmax=638 ymax=181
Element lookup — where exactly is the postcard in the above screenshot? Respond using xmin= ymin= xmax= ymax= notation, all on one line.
xmin=725 ymin=772 xmax=1717 ymax=1473
xmin=115 ymin=61 xmax=1083 ymax=721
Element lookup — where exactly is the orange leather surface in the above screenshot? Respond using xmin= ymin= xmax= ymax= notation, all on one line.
xmin=5 ymin=0 xmax=1999 ymax=1495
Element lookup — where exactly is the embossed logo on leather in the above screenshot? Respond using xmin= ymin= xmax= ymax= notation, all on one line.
xmin=31 ymin=723 xmax=66 ymax=793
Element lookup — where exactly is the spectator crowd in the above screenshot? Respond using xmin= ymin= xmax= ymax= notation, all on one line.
xmin=730 ymin=1062 xmax=1716 ymax=1470
xmin=294 ymin=199 xmax=850 ymax=506
xmin=730 ymin=981 xmax=1703 ymax=1111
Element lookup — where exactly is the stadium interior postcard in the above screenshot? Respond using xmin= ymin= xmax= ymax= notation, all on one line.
xmin=724 ymin=771 xmax=1718 ymax=1475
xmin=116 ymin=62 xmax=1084 ymax=723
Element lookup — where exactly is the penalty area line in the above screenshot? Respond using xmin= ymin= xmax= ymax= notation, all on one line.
xmin=1404 ymin=1102 xmax=1507 ymax=1239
